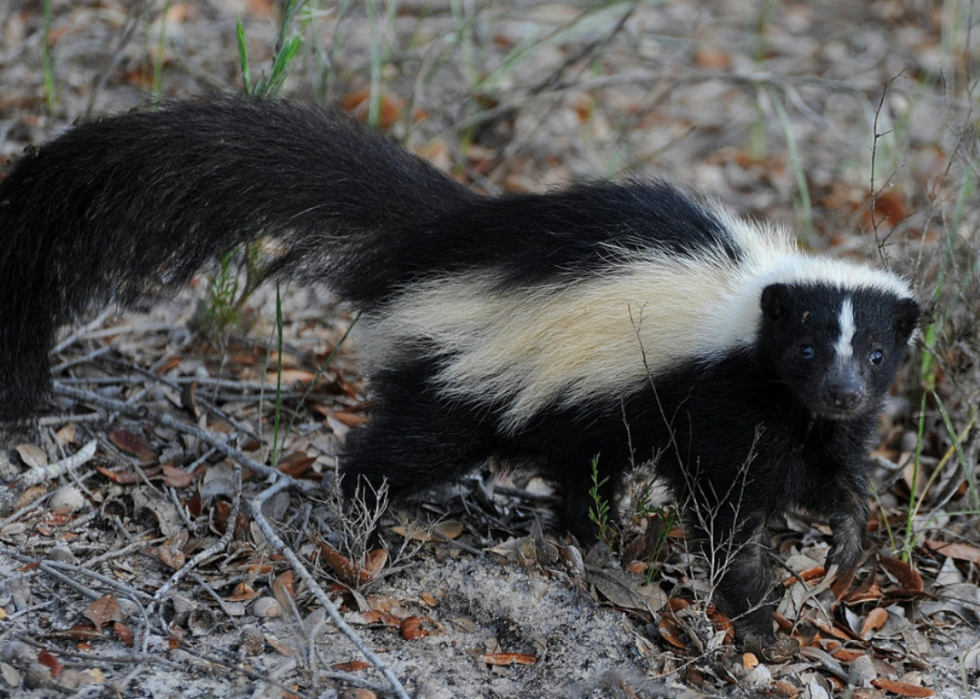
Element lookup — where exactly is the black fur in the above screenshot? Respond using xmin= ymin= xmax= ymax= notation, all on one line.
xmin=0 ymin=97 xmax=920 ymax=642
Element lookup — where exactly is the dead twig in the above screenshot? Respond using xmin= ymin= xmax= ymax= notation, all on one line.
xmin=250 ymin=476 xmax=413 ymax=699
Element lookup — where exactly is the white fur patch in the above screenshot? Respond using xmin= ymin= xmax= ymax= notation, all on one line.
xmin=834 ymin=297 xmax=856 ymax=359
xmin=359 ymin=207 xmax=916 ymax=432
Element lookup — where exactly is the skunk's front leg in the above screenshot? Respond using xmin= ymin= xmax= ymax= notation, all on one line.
xmin=822 ymin=470 xmax=871 ymax=576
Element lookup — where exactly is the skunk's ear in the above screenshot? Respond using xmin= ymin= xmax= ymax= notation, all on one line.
xmin=761 ymin=283 xmax=791 ymax=322
xmin=894 ymin=297 xmax=921 ymax=344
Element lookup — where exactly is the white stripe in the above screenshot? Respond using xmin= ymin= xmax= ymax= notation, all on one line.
xmin=834 ymin=297 xmax=856 ymax=359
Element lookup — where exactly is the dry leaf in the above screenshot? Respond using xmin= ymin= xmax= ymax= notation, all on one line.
xmin=157 ymin=532 xmax=189 ymax=571
xmin=212 ymin=499 xmax=247 ymax=539
xmin=14 ymin=484 xmax=48 ymax=510
xmin=277 ymin=451 xmax=317 ymax=478
xmin=179 ymin=380 xmax=200 ymax=418
xmin=432 ymin=521 xmax=464 ymax=540
xmin=109 ymin=429 xmax=155 ymax=462
xmin=114 ymin=622 xmax=134 ymax=647
xmin=833 ymin=648 xmax=864 ymax=662
xmin=15 ymin=443 xmax=47 ymax=468
xmin=830 ymin=564 xmax=859 ymax=600
xmin=872 ymin=678 xmax=935 ymax=697
xmin=356 ymin=609 xmax=402 ymax=627
xmin=860 ymin=607 xmax=888 ymax=639
xmin=272 ymin=570 xmax=295 ymax=611
xmin=400 ymin=616 xmax=439 ymax=640
xmin=924 ymin=540 xmax=980 ymax=565
xmin=83 ymin=596 xmax=123 ymax=630
xmin=863 ymin=188 xmax=908 ymax=229
xmin=658 ymin=615 xmax=687 ymax=650
xmin=36 ymin=649 xmax=63 ymax=677
xmin=333 ymin=661 xmax=371 ymax=672
xmin=226 ymin=583 xmax=259 ymax=602
xmin=162 ymin=463 xmax=195 ymax=489
xmin=330 ymin=410 xmax=369 ymax=428
xmin=314 ymin=535 xmax=387 ymax=586
xmin=342 ymin=89 xmax=405 ymax=129
xmin=479 ymin=653 xmax=538 ymax=666
xmin=694 ymin=48 xmax=732 ymax=69
xmin=266 ymin=636 xmax=295 ymax=656
xmin=96 ymin=466 xmax=138 ymax=484
xmin=55 ymin=424 xmax=77 ymax=445
xmin=879 ymin=558 xmax=924 ymax=592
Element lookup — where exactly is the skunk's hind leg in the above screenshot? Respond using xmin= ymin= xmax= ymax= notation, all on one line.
xmin=338 ymin=362 xmax=501 ymax=511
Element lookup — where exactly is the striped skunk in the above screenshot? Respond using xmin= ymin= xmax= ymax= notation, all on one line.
xmin=0 ymin=98 xmax=919 ymax=642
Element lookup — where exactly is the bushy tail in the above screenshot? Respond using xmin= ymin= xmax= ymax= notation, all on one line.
xmin=0 ymin=97 xmax=475 ymax=422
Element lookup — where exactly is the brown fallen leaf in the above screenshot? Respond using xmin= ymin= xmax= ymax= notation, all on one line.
xmin=96 ymin=466 xmax=139 ymax=484
xmin=658 ymin=615 xmax=687 ymax=650
xmin=157 ymin=531 xmax=189 ymax=571
xmin=83 ymin=596 xmax=124 ymax=630
xmin=272 ymin=570 xmax=295 ymax=612
xmin=863 ymin=188 xmax=909 ymax=230
xmin=924 ymin=540 xmax=980 ymax=565
xmin=879 ymin=558 xmax=923 ymax=593
xmin=833 ymin=648 xmax=864 ymax=662
xmin=266 ymin=636 xmax=295 ymax=656
xmin=313 ymin=535 xmax=388 ymax=586
xmin=860 ymin=607 xmax=889 ymax=639
xmin=162 ymin=463 xmax=195 ymax=489
xmin=37 ymin=649 xmax=63 ymax=678
xmin=478 ymin=653 xmax=538 ymax=666
xmin=226 ymin=582 xmax=259 ymax=602
xmin=342 ymin=89 xmax=405 ymax=130
xmin=109 ymin=429 xmax=155 ymax=462
xmin=330 ymin=410 xmax=370 ymax=428
xmin=356 ymin=609 xmax=402 ymax=628
xmin=400 ymin=615 xmax=440 ymax=641
xmin=872 ymin=678 xmax=935 ymax=697
xmin=277 ymin=451 xmax=317 ymax=478
xmin=114 ymin=622 xmax=134 ymax=647
xmin=333 ymin=661 xmax=371 ymax=672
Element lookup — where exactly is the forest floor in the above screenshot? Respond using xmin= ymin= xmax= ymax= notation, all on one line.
xmin=0 ymin=1 xmax=978 ymax=698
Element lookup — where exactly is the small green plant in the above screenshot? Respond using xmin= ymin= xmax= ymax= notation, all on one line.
xmin=200 ymin=248 xmax=239 ymax=336
xmin=202 ymin=2 xmax=307 ymax=337
xmin=41 ymin=0 xmax=56 ymax=112
xmin=237 ymin=0 xmax=304 ymax=100
xmin=199 ymin=242 xmax=264 ymax=339
xmin=771 ymin=90 xmax=815 ymax=247
xmin=150 ymin=0 xmax=171 ymax=105
xmin=587 ymin=454 xmax=618 ymax=547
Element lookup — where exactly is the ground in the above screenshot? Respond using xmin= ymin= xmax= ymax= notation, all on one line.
xmin=0 ymin=2 xmax=978 ymax=698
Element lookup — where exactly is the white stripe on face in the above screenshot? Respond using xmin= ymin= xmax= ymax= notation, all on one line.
xmin=834 ymin=297 xmax=855 ymax=359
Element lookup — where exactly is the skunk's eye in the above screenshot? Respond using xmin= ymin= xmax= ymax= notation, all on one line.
xmin=870 ymin=349 xmax=884 ymax=365
xmin=800 ymin=344 xmax=815 ymax=360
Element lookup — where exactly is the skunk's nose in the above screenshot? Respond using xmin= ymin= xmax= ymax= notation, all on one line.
xmin=827 ymin=382 xmax=863 ymax=411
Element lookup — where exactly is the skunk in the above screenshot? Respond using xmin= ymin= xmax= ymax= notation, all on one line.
xmin=0 ymin=97 xmax=920 ymax=641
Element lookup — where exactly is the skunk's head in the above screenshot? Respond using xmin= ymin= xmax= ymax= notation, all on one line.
xmin=759 ymin=283 xmax=920 ymax=419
